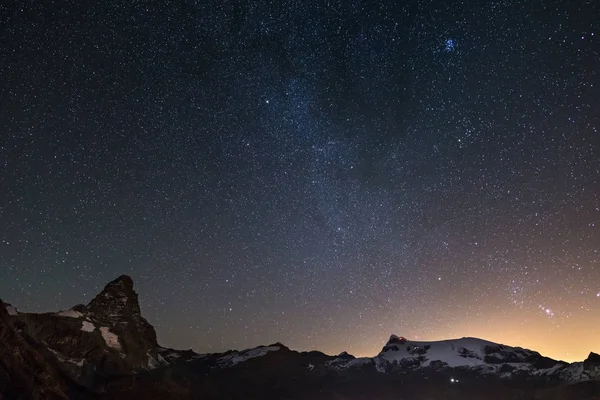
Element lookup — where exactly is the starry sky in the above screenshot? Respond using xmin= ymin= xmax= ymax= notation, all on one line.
xmin=1 ymin=0 xmax=599 ymax=362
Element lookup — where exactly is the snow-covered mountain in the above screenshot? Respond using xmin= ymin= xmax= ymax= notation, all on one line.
xmin=378 ymin=334 xmax=543 ymax=367
xmin=2 ymin=276 xmax=599 ymax=400
xmin=318 ymin=334 xmax=600 ymax=383
xmin=376 ymin=334 xmax=563 ymax=372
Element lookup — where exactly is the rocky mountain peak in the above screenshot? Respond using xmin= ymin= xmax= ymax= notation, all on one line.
xmin=84 ymin=275 xmax=158 ymax=351
xmin=385 ymin=334 xmax=408 ymax=346
xmin=86 ymin=275 xmax=141 ymax=322
xmin=106 ymin=274 xmax=135 ymax=291
xmin=584 ymin=352 xmax=600 ymax=369
xmin=1 ymin=276 xmax=165 ymax=393
xmin=337 ymin=351 xmax=355 ymax=360
xmin=585 ymin=352 xmax=600 ymax=362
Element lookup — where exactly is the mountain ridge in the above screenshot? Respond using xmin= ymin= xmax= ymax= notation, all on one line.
xmin=2 ymin=275 xmax=599 ymax=400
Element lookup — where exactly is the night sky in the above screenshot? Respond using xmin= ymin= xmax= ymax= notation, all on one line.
xmin=1 ymin=1 xmax=599 ymax=362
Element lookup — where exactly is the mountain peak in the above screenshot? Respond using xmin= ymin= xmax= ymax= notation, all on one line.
xmin=337 ymin=351 xmax=355 ymax=360
xmin=377 ymin=336 xmax=562 ymax=370
xmin=386 ymin=334 xmax=408 ymax=345
xmin=105 ymin=274 xmax=135 ymax=292
xmin=103 ymin=275 xmax=135 ymax=295
xmin=86 ymin=275 xmax=137 ymax=320
xmin=583 ymin=352 xmax=600 ymax=370
xmin=585 ymin=352 xmax=600 ymax=361
xmin=84 ymin=275 xmax=158 ymax=351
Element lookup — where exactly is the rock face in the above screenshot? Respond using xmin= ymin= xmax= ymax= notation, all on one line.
xmin=83 ymin=275 xmax=159 ymax=365
xmin=0 ymin=299 xmax=69 ymax=400
xmin=584 ymin=352 xmax=600 ymax=368
xmin=583 ymin=352 xmax=600 ymax=379
xmin=86 ymin=275 xmax=157 ymax=344
xmin=2 ymin=278 xmax=600 ymax=400
xmin=11 ymin=275 xmax=165 ymax=391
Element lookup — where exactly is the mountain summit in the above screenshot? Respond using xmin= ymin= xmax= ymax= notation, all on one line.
xmin=2 ymin=275 xmax=165 ymax=392
xmin=83 ymin=274 xmax=141 ymax=319
xmin=378 ymin=334 xmax=561 ymax=370
xmin=83 ymin=274 xmax=159 ymax=352
xmin=87 ymin=274 xmax=136 ymax=311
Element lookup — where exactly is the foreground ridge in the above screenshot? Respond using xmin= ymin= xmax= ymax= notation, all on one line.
xmin=1 ymin=276 xmax=599 ymax=400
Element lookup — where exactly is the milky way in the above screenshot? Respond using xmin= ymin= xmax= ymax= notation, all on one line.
xmin=1 ymin=1 xmax=599 ymax=362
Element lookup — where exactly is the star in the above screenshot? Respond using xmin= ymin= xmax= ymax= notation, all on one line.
xmin=1 ymin=0 xmax=598 ymax=364
xmin=444 ymin=39 xmax=456 ymax=52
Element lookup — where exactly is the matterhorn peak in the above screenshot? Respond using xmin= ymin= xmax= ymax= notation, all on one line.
xmin=103 ymin=274 xmax=135 ymax=295
xmin=86 ymin=275 xmax=138 ymax=320
xmin=83 ymin=275 xmax=158 ymax=350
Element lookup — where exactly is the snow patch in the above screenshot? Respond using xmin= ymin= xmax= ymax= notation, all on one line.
xmin=374 ymin=357 xmax=387 ymax=373
xmin=147 ymin=354 xmax=159 ymax=369
xmin=329 ymin=356 xmax=370 ymax=369
xmin=165 ymin=352 xmax=181 ymax=360
xmin=559 ymin=362 xmax=586 ymax=381
xmin=218 ymin=345 xmax=281 ymax=367
xmin=190 ymin=353 xmax=208 ymax=361
xmin=344 ymin=357 xmax=372 ymax=368
xmin=5 ymin=305 xmax=17 ymax=316
xmin=81 ymin=320 xmax=95 ymax=332
xmin=57 ymin=309 xmax=83 ymax=318
xmin=48 ymin=348 xmax=85 ymax=367
xmin=146 ymin=350 xmax=170 ymax=369
xmin=100 ymin=327 xmax=121 ymax=350
xmin=157 ymin=352 xmax=168 ymax=364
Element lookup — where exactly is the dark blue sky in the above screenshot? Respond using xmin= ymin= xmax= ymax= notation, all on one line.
xmin=1 ymin=0 xmax=598 ymax=361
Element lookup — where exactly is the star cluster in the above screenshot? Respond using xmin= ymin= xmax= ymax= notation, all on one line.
xmin=1 ymin=0 xmax=599 ymax=362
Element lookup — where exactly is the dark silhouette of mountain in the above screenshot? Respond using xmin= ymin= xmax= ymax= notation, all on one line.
xmin=1 ymin=276 xmax=599 ymax=399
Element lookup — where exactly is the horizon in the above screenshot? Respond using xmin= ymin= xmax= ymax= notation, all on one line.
xmin=1 ymin=0 xmax=598 ymax=371
xmin=3 ymin=273 xmax=595 ymax=364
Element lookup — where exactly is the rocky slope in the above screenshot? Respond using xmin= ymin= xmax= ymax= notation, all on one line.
xmin=1 ymin=276 xmax=599 ymax=400
xmin=0 ymin=298 xmax=70 ymax=400
xmin=5 ymin=275 xmax=168 ymax=392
